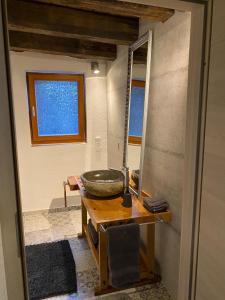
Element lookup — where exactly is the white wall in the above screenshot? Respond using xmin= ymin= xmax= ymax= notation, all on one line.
xmin=128 ymin=145 xmax=141 ymax=170
xmin=107 ymin=46 xmax=128 ymax=169
xmin=141 ymin=12 xmax=191 ymax=299
xmin=10 ymin=52 xmax=108 ymax=212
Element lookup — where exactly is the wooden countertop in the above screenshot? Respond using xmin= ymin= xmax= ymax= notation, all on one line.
xmin=73 ymin=176 xmax=172 ymax=231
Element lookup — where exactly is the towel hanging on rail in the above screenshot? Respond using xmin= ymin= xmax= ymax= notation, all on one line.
xmin=106 ymin=223 xmax=140 ymax=288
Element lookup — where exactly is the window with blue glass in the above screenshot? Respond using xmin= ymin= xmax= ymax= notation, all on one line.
xmin=27 ymin=73 xmax=86 ymax=144
xmin=129 ymin=80 xmax=145 ymax=144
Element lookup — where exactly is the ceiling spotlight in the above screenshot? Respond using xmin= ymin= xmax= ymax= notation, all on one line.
xmin=91 ymin=62 xmax=100 ymax=74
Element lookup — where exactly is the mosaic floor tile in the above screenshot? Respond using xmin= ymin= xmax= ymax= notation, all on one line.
xmin=24 ymin=229 xmax=53 ymax=245
xmin=77 ymin=268 xmax=99 ymax=299
xmin=73 ymin=250 xmax=96 ymax=272
xmin=23 ymin=208 xmax=172 ymax=300
xmin=68 ymin=238 xmax=89 ymax=252
xmin=23 ymin=213 xmax=50 ymax=233
xmin=98 ymin=293 xmax=132 ymax=300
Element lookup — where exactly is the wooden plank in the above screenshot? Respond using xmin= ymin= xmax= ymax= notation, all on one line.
xmin=133 ymin=47 xmax=148 ymax=64
xmin=9 ymin=31 xmax=117 ymax=60
xmin=81 ymin=201 xmax=87 ymax=238
xmin=95 ymin=276 xmax=161 ymax=296
xmin=67 ymin=176 xmax=79 ymax=191
xmin=7 ymin=0 xmax=139 ymax=45
xmin=27 ymin=0 xmax=175 ymax=22
xmin=82 ymin=195 xmax=172 ymax=230
xmin=98 ymin=230 xmax=108 ymax=291
xmin=83 ymin=224 xmax=99 ymax=268
xmin=146 ymin=224 xmax=155 ymax=274
xmin=74 ymin=176 xmax=172 ymax=230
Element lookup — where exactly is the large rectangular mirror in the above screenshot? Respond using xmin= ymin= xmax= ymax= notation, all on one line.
xmin=124 ymin=31 xmax=152 ymax=197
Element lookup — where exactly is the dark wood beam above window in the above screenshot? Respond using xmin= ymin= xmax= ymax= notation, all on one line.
xmin=133 ymin=47 xmax=148 ymax=64
xmin=7 ymin=0 xmax=139 ymax=45
xmin=9 ymin=31 xmax=117 ymax=60
xmin=25 ymin=0 xmax=175 ymax=22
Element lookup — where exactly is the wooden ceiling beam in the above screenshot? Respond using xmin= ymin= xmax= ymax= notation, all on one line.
xmin=133 ymin=47 xmax=147 ymax=64
xmin=9 ymin=30 xmax=117 ymax=60
xmin=26 ymin=0 xmax=175 ymax=22
xmin=7 ymin=0 xmax=139 ymax=45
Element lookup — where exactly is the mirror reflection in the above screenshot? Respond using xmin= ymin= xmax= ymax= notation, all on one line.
xmin=128 ymin=41 xmax=148 ymax=194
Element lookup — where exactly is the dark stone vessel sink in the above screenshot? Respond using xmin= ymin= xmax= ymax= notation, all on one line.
xmin=80 ymin=170 xmax=124 ymax=197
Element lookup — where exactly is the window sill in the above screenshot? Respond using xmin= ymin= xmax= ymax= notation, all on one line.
xmin=31 ymin=141 xmax=88 ymax=147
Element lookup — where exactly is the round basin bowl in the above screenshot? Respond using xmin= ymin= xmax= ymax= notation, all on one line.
xmin=80 ymin=169 xmax=124 ymax=197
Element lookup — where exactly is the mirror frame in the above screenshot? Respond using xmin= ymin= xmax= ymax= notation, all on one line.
xmin=123 ymin=30 xmax=152 ymax=197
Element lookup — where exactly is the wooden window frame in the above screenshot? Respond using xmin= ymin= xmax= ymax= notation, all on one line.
xmin=26 ymin=72 xmax=86 ymax=145
xmin=128 ymin=79 xmax=145 ymax=145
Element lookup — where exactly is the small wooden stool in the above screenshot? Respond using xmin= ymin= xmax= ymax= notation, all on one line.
xmin=63 ymin=176 xmax=79 ymax=207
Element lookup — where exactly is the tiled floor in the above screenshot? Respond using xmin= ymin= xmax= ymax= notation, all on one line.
xmin=23 ymin=208 xmax=171 ymax=300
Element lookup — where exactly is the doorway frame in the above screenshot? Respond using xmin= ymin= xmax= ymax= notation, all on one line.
xmin=0 ymin=0 xmax=212 ymax=299
xmin=0 ymin=0 xmax=27 ymax=299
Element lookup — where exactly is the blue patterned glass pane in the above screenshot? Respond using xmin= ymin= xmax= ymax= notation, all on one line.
xmin=34 ymin=80 xmax=79 ymax=136
xmin=129 ymin=86 xmax=145 ymax=137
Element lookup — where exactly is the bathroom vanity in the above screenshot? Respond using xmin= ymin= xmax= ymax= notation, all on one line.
xmin=68 ymin=176 xmax=172 ymax=295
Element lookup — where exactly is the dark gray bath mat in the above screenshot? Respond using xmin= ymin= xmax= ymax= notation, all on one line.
xmin=25 ymin=240 xmax=77 ymax=300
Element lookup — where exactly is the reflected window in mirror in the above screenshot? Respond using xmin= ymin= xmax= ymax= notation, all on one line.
xmin=126 ymin=31 xmax=152 ymax=196
xmin=128 ymin=80 xmax=145 ymax=145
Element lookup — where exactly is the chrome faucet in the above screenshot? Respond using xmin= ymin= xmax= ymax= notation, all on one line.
xmin=109 ymin=166 xmax=132 ymax=207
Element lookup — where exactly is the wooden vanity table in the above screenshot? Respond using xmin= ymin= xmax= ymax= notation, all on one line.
xmin=67 ymin=176 xmax=172 ymax=295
